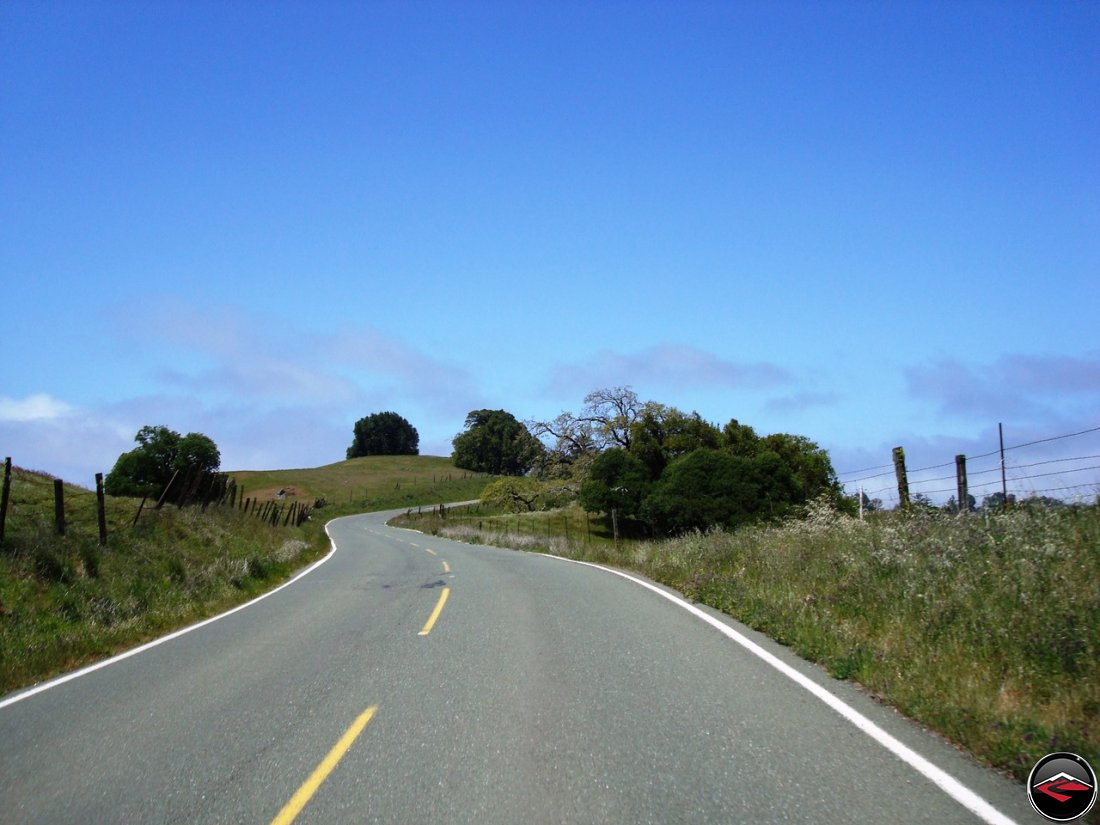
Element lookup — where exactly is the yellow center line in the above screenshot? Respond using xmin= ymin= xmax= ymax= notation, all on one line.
xmin=423 ymin=547 xmax=437 ymax=557
xmin=271 ymin=705 xmax=378 ymax=825
xmin=441 ymin=560 xmax=451 ymax=573
xmin=418 ymin=587 xmax=450 ymax=636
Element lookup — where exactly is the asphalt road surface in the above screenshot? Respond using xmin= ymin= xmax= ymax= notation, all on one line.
xmin=1 ymin=509 xmax=1036 ymax=824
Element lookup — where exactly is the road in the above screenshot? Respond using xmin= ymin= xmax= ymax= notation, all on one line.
xmin=1 ymin=509 xmax=1034 ymax=824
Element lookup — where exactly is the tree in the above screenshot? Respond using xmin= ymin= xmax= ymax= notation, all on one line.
xmin=628 ymin=403 xmax=721 ymax=480
xmin=643 ymin=448 xmax=799 ymax=535
xmin=481 ymin=477 xmax=550 ymax=510
xmin=578 ymin=386 xmax=643 ymax=451
xmin=759 ymin=433 xmax=843 ymax=506
xmin=104 ymin=425 xmax=220 ymax=497
xmin=347 ymin=412 xmax=419 ymax=458
xmin=451 ymin=409 xmax=544 ymax=476
xmin=858 ymin=490 xmax=884 ymax=512
xmin=578 ymin=448 xmax=651 ymax=520
xmin=721 ymin=419 xmax=761 ymax=457
xmin=982 ymin=491 xmax=1017 ymax=510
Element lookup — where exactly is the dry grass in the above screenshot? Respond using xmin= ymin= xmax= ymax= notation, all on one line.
xmin=396 ymin=500 xmax=1100 ymax=789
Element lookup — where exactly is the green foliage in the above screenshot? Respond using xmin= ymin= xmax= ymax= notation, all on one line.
xmin=578 ymin=448 xmax=651 ymax=519
xmin=347 ymin=411 xmax=419 ymax=458
xmin=480 ymin=477 xmax=544 ymax=512
xmin=452 ymin=409 xmax=544 ymax=476
xmin=722 ymin=418 xmax=761 ymax=457
xmin=629 ymin=404 xmax=721 ymax=480
xmin=523 ymin=387 xmax=848 ymax=533
xmin=104 ymin=425 xmax=220 ymax=497
xmin=760 ymin=432 xmax=842 ymax=505
xmin=644 ymin=448 xmax=798 ymax=534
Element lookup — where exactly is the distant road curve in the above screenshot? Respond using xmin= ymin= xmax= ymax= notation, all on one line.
xmin=0 ymin=508 xmax=1032 ymax=824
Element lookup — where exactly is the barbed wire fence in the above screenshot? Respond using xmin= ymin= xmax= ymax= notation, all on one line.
xmin=0 ymin=458 xmax=312 ymax=548
xmin=837 ymin=425 xmax=1100 ymax=511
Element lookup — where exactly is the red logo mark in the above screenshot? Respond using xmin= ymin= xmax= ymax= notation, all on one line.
xmin=1035 ymin=772 xmax=1094 ymax=804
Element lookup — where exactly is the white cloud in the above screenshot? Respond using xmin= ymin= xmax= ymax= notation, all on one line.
xmin=0 ymin=393 xmax=75 ymax=422
xmin=905 ymin=351 xmax=1100 ymax=423
xmin=111 ymin=297 xmax=482 ymax=417
xmin=546 ymin=344 xmax=792 ymax=396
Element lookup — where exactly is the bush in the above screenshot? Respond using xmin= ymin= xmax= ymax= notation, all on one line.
xmin=644 ymin=448 xmax=798 ymax=534
xmin=578 ymin=448 xmax=651 ymax=519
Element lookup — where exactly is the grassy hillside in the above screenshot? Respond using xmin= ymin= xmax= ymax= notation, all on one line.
xmin=228 ymin=455 xmax=491 ymax=514
xmin=0 ymin=456 xmax=493 ymax=695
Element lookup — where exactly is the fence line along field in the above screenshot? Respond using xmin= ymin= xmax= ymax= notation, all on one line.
xmin=839 ymin=423 xmax=1100 ymax=511
xmin=0 ymin=454 xmax=494 ymax=695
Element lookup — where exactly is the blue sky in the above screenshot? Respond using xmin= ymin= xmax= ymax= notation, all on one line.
xmin=2 ymin=1 xmax=1098 ymax=504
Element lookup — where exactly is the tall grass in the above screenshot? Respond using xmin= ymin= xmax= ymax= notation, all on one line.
xmin=0 ymin=457 xmax=494 ymax=695
xmin=0 ymin=468 xmax=333 ymax=694
xmin=397 ymin=501 xmax=1099 ymax=787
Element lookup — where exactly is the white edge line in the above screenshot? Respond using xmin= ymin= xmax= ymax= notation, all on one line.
xmin=541 ymin=554 xmax=1022 ymax=825
xmin=0 ymin=518 xmax=344 ymax=711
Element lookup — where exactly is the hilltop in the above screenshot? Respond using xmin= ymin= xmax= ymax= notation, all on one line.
xmin=227 ymin=455 xmax=491 ymax=513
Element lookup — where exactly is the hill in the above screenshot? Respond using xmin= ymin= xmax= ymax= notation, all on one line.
xmin=227 ymin=455 xmax=491 ymax=513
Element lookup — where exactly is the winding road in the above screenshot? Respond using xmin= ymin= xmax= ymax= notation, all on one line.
xmin=1 ymin=509 xmax=1033 ymax=824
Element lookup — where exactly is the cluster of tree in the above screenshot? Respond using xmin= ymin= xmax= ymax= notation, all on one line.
xmin=347 ymin=412 xmax=419 ymax=458
xmin=452 ymin=387 xmax=846 ymax=534
xmin=563 ymin=392 xmax=843 ymax=533
xmin=105 ymin=425 xmax=220 ymax=497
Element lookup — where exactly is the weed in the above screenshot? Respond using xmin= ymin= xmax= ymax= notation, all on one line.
xmin=394 ymin=499 xmax=1100 ymax=787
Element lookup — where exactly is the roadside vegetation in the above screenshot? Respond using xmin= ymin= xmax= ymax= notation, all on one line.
xmin=392 ymin=499 xmax=1099 ymax=787
xmin=0 ymin=456 xmax=491 ymax=695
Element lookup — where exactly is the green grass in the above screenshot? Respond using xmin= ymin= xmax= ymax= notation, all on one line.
xmin=228 ymin=455 xmax=491 ymax=515
xmin=394 ymin=500 xmax=1100 ymax=795
xmin=0 ymin=457 xmax=493 ymax=695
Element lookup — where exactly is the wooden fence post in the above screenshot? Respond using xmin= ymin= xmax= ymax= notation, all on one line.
xmin=54 ymin=478 xmax=66 ymax=535
xmin=96 ymin=473 xmax=108 ymax=546
xmin=955 ymin=454 xmax=968 ymax=513
xmin=892 ymin=447 xmax=910 ymax=509
xmin=0 ymin=457 xmax=11 ymax=546
xmin=132 ymin=493 xmax=149 ymax=527
xmin=155 ymin=470 xmax=180 ymax=510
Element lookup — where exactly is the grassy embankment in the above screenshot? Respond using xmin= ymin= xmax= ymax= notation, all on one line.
xmin=393 ymin=500 xmax=1100 ymax=789
xmin=0 ymin=456 xmax=491 ymax=695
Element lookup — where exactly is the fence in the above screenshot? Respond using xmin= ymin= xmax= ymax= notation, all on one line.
xmin=0 ymin=458 xmax=312 ymax=547
xmin=837 ymin=424 xmax=1100 ymax=511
